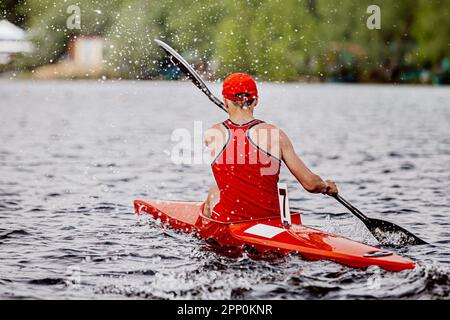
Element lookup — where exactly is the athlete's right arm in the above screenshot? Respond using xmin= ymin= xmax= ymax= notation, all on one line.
xmin=279 ymin=129 xmax=338 ymax=195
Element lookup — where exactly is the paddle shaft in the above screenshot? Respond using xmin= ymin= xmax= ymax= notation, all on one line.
xmin=154 ymin=39 xmax=227 ymax=113
xmin=331 ymin=194 xmax=370 ymax=224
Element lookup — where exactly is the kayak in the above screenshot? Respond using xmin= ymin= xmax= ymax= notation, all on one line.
xmin=133 ymin=199 xmax=415 ymax=272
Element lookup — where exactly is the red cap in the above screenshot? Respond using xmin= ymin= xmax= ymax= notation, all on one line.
xmin=222 ymin=73 xmax=258 ymax=101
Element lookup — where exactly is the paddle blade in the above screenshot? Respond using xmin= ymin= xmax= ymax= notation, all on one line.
xmin=367 ymin=218 xmax=428 ymax=246
xmin=154 ymin=39 xmax=227 ymax=112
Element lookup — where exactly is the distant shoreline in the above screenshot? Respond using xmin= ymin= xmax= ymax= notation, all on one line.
xmin=1 ymin=76 xmax=448 ymax=88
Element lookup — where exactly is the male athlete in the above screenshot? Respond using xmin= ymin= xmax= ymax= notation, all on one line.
xmin=203 ymin=73 xmax=338 ymax=221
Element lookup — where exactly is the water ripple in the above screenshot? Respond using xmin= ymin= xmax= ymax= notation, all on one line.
xmin=0 ymin=81 xmax=449 ymax=299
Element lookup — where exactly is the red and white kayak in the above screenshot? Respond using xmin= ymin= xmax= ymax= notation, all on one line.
xmin=134 ymin=199 xmax=415 ymax=272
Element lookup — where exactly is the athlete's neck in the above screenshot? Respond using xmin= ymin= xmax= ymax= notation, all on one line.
xmin=228 ymin=106 xmax=255 ymax=125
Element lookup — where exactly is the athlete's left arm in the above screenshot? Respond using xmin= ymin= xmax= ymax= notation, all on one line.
xmin=204 ymin=124 xmax=225 ymax=158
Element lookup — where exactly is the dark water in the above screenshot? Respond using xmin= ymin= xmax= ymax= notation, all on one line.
xmin=0 ymin=80 xmax=449 ymax=299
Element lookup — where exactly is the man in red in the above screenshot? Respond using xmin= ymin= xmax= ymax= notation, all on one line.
xmin=204 ymin=73 xmax=338 ymax=221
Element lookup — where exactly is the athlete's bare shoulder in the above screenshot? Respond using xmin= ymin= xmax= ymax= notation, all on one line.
xmin=213 ymin=122 xmax=224 ymax=130
xmin=248 ymin=121 xmax=278 ymax=139
xmin=248 ymin=121 xmax=285 ymax=159
xmin=208 ymin=122 xmax=228 ymax=135
xmin=253 ymin=121 xmax=278 ymax=130
xmin=250 ymin=121 xmax=284 ymax=138
xmin=205 ymin=122 xmax=227 ymax=146
xmin=251 ymin=121 xmax=293 ymax=150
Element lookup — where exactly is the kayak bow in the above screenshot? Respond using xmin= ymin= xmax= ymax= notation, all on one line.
xmin=134 ymin=199 xmax=415 ymax=272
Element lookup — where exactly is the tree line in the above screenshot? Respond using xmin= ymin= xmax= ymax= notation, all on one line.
xmin=2 ymin=0 xmax=449 ymax=83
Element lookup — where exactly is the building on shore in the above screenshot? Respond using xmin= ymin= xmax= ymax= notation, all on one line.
xmin=33 ymin=34 xmax=106 ymax=79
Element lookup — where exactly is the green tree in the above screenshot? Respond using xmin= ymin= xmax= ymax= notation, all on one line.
xmin=412 ymin=0 xmax=450 ymax=65
xmin=214 ymin=0 xmax=318 ymax=81
xmin=5 ymin=0 xmax=449 ymax=82
xmin=0 ymin=0 xmax=27 ymax=26
xmin=15 ymin=0 xmax=121 ymax=70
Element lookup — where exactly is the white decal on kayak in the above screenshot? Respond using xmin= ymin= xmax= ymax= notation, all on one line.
xmin=244 ymin=224 xmax=285 ymax=239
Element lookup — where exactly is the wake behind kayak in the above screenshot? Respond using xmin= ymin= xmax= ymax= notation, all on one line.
xmin=134 ymin=199 xmax=415 ymax=272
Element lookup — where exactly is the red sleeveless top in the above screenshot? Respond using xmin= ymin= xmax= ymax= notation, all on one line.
xmin=211 ymin=119 xmax=281 ymax=222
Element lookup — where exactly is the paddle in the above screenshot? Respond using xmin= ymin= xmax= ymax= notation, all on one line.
xmin=154 ymin=38 xmax=427 ymax=247
xmin=154 ymin=39 xmax=227 ymax=113
xmin=331 ymin=194 xmax=427 ymax=245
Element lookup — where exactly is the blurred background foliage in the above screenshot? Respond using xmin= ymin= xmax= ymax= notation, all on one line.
xmin=1 ymin=0 xmax=449 ymax=83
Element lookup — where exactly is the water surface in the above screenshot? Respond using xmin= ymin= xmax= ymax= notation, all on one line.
xmin=0 ymin=80 xmax=449 ymax=299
